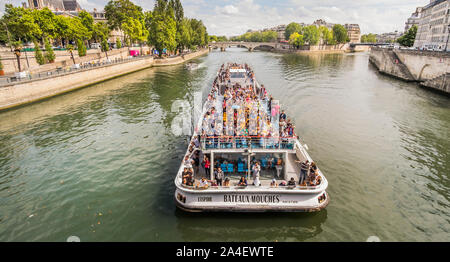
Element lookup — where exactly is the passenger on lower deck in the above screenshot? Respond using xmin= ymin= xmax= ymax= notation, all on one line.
xmin=238 ymin=176 xmax=248 ymax=186
xmin=288 ymin=177 xmax=296 ymax=186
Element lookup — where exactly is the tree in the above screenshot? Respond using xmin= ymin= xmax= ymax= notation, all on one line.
xmin=289 ymin=32 xmax=304 ymax=49
xmin=34 ymin=40 xmax=45 ymax=65
xmin=262 ymin=31 xmax=277 ymax=42
xmin=303 ymin=25 xmax=320 ymax=45
xmin=177 ymin=18 xmax=193 ymax=52
xmin=0 ymin=55 xmax=4 ymax=71
xmin=116 ymin=38 xmax=122 ymax=49
xmin=31 ymin=7 xmax=56 ymax=40
xmin=66 ymin=44 xmax=76 ymax=64
xmin=3 ymin=4 xmax=42 ymax=43
xmin=105 ymin=0 xmax=143 ymax=34
xmin=148 ymin=10 xmax=177 ymax=56
xmin=285 ymin=22 xmax=303 ymax=40
xmin=101 ymin=38 xmax=109 ymax=59
xmin=332 ymin=24 xmax=348 ymax=44
xmin=44 ymin=37 xmax=55 ymax=62
xmin=190 ymin=19 xmax=207 ymax=47
xmin=12 ymin=41 xmax=23 ymax=72
xmin=92 ymin=22 xmax=110 ymax=43
xmin=122 ymin=17 xmax=148 ymax=55
xmin=77 ymin=38 xmax=87 ymax=57
xmin=319 ymin=26 xmax=334 ymax=45
xmin=361 ymin=33 xmax=377 ymax=43
xmin=397 ymin=25 xmax=417 ymax=47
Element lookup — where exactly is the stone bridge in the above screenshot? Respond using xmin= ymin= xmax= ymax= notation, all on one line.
xmin=209 ymin=42 xmax=278 ymax=51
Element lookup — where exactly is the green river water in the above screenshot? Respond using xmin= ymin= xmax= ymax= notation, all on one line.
xmin=0 ymin=48 xmax=449 ymax=241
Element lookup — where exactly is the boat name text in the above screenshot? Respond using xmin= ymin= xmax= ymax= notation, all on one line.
xmin=223 ymin=194 xmax=280 ymax=203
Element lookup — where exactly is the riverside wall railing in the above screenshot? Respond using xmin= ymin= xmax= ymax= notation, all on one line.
xmin=0 ymin=55 xmax=154 ymax=87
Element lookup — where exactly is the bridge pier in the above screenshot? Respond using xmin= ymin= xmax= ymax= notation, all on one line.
xmin=248 ymin=47 xmax=254 ymax=52
xmin=220 ymin=47 xmax=226 ymax=52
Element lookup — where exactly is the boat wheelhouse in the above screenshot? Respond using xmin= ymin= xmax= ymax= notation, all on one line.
xmin=174 ymin=63 xmax=329 ymax=212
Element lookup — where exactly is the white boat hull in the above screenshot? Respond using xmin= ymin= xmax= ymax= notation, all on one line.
xmin=175 ymin=188 xmax=329 ymax=212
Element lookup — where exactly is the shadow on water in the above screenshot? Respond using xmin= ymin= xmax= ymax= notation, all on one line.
xmin=173 ymin=208 xmax=328 ymax=242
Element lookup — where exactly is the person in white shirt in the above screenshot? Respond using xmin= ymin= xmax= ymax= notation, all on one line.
xmin=252 ymin=162 xmax=261 ymax=186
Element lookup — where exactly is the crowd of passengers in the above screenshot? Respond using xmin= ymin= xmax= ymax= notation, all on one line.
xmin=181 ymin=63 xmax=320 ymax=188
xmin=181 ymin=136 xmax=322 ymax=188
xmin=202 ymin=63 xmax=296 ymax=145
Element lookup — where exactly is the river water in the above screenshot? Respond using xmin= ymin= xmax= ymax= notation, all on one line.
xmin=0 ymin=48 xmax=449 ymax=242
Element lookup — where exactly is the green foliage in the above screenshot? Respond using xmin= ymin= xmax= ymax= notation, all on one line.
xmin=303 ymin=25 xmax=320 ymax=45
xmin=79 ymin=10 xmax=94 ymax=34
xmin=105 ymin=0 xmax=143 ymax=31
xmin=232 ymin=30 xmax=277 ymax=42
xmin=77 ymin=39 xmax=87 ymax=57
xmin=44 ymin=37 xmax=55 ymax=62
xmin=3 ymin=4 xmax=42 ymax=43
xmin=397 ymin=25 xmax=417 ymax=47
xmin=0 ymin=55 xmax=3 ymax=70
xmin=92 ymin=22 xmax=110 ymax=43
xmin=209 ymin=35 xmax=227 ymax=42
xmin=361 ymin=33 xmax=377 ymax=43
xmin=34 ymin=41 xmax=45 ymax=65
xmin=332 ymin=24 xmax=348 ymax=44
xmin=122 ymin=17 xmax=148 ymax=47
xmin=31 ymin=7 xmax=56 ymax=39
xmin=101 ymin=38 xmax=109 ymax=53
xmin=319 ymin=26 xmax=334 ymax=45
xmin=289 ymin=32 xmax=304 ymax=48
xmin=177 ymin=18 xmax=193 ymax=51
xmin=116 ymin=38 xmax=122 ymax=49
xmin=285 ymin=22 xmax=303 ymax=40
xmin=148 ymin=9 xmax=177 ymax=55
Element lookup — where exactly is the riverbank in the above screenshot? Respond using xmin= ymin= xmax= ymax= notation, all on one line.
xmin=0 ymin=49 xmax=209 ymax=111
xmin=369 ymin=47 xmax=449 ymax=94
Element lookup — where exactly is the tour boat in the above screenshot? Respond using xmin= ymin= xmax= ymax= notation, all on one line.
xmin=174 ymin=63 xmax=329 ymax=212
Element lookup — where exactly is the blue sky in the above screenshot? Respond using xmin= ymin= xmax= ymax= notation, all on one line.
xmin=1 ymin=0 xmax=428 ymax=36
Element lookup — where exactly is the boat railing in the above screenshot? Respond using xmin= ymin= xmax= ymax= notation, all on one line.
xmin=200 ymin=136 xmax=297 ymax=151
xmin=180 ymin=183 xmax=322 ymax=191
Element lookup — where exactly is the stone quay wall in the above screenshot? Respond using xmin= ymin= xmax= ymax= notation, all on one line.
xmin=0 ymin=49 xmax=209 ymax=111
xmin=369 ymin=47 xmax=449 ymax=94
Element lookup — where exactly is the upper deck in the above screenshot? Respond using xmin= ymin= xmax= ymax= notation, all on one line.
xmin=199 ymin=63 xmax=297 ymax=153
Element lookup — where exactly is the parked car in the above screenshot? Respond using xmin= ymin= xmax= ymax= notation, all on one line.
xmin=90 ymin=43 xmax=101 ymax=49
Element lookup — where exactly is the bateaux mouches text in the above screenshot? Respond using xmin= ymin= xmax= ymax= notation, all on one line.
xmin=224 ymin=194 xmax=281 ymax=203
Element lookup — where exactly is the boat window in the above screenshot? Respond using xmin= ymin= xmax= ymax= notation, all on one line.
xmin=230 ymin=72 xmax=245 ymax=78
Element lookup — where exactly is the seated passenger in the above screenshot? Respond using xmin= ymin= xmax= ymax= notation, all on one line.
xmin=270 ymin=178 xmax=277 ymax=187
xmin=238 ymin=176 xmax=248 ymax=186
xmin=223 ymin=177 xmax=230 ymax=187
xmin=198 ymin=177 xmax=209 ymax=189
xmin=279 ymin=180 xmax=287 ymax=186
xmin=210 ymin=180 xmax=218 ymax=187
xmin=288 ymin=177 xmax=296 ymax=186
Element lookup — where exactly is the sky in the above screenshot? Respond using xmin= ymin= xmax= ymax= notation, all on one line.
xmin=1 ymin=0 xmax=429 ymax=36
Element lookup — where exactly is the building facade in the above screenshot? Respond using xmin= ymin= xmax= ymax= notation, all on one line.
xmin=344 ymin=24 xmax=361 ymax=43
xmin=376 ymin=31 xmax=402 ymax=43
xmin=405 ymin=7 xmax=423 ymax=32
xmin=414 ymin=0 xmax=450 ymax=51
xmin=27 ymin=0 xmax=81 ymax=11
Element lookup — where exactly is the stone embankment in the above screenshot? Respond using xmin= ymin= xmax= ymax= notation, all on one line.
xmin=0 ymin=49 xmax=209 ymax=111
xmin=369 ymin=47 xmax=449 ymax=94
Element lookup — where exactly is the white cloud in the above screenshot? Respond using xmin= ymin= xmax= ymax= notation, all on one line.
xmin=221 ymin=5 xmax=239 ymax=15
